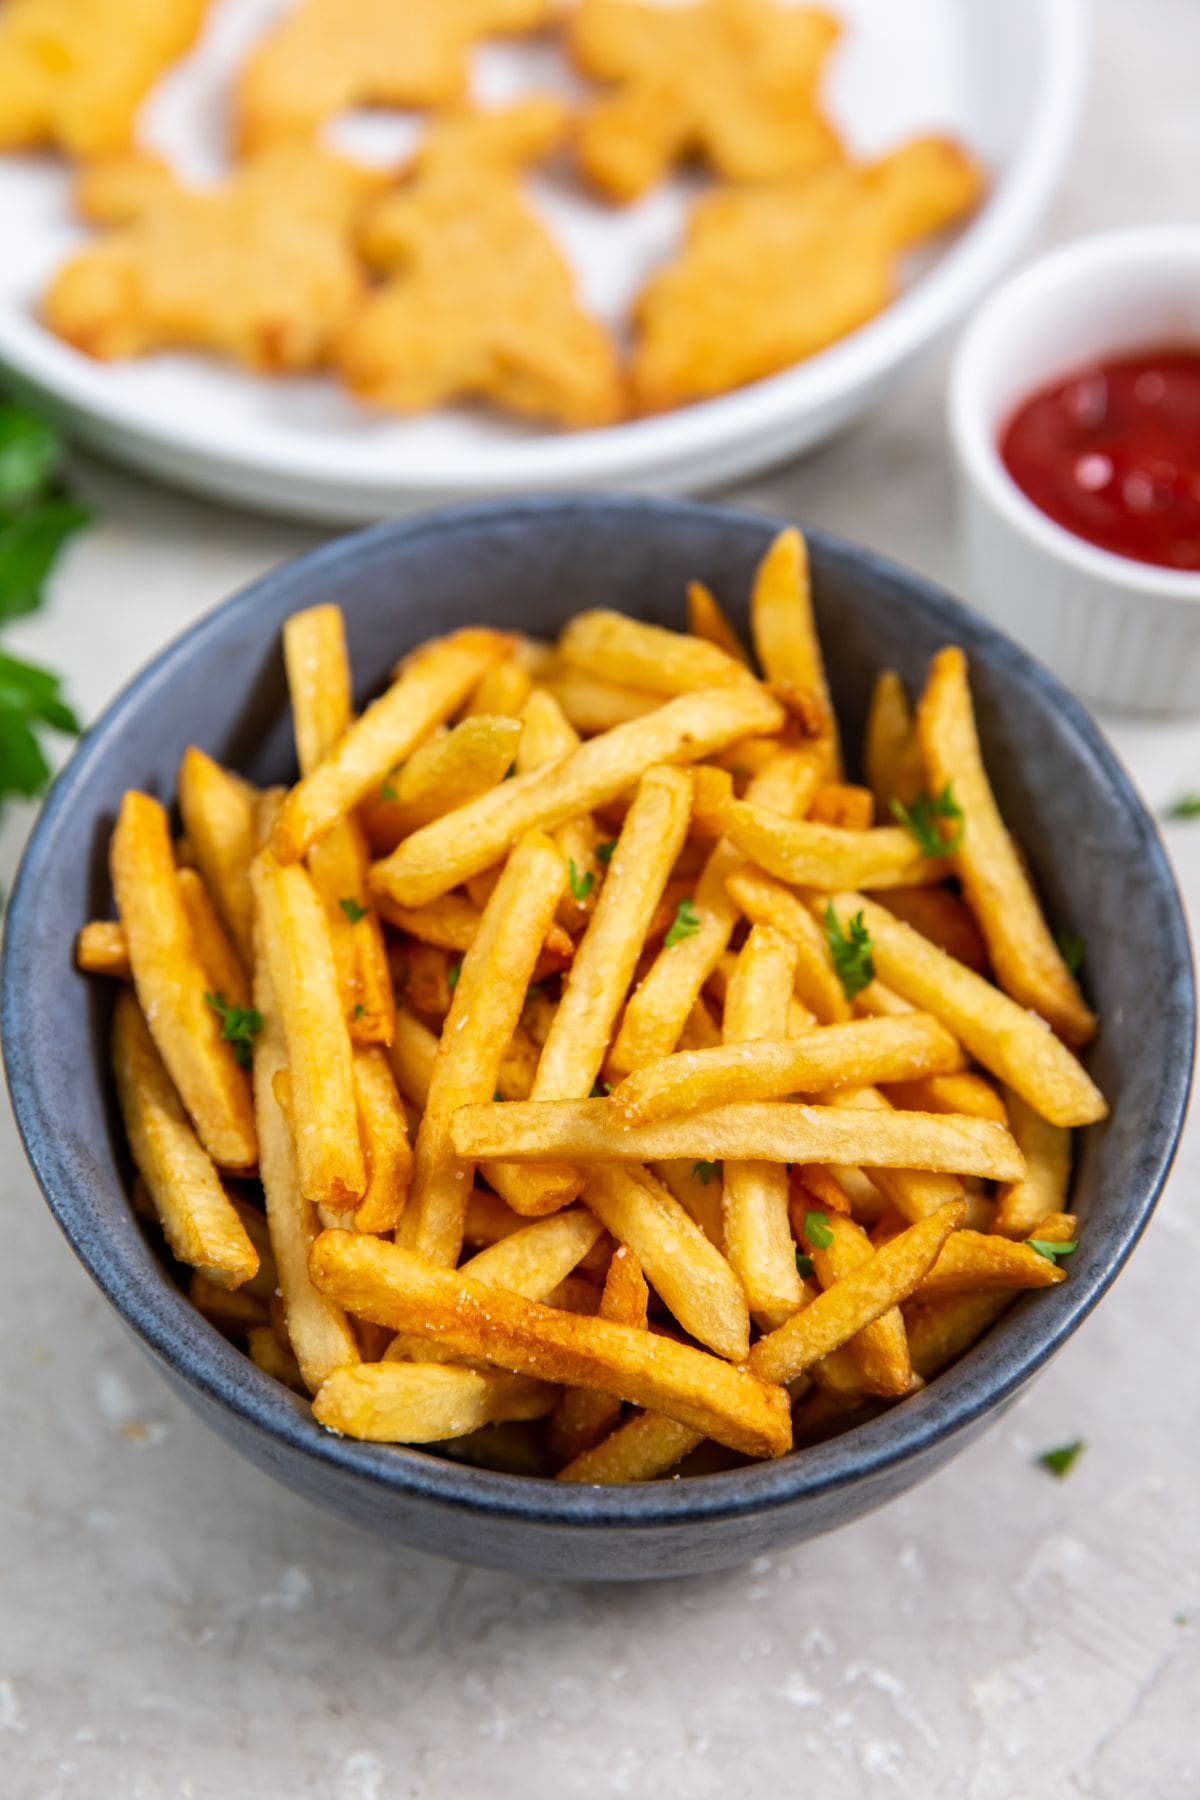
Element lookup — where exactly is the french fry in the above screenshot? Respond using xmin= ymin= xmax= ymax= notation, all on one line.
xmin=543 ymin=669 xmax=661 ymax=734
xmin=911 ymin=1230 xmax=1065 ymax=1300
xmin=749 ymin=1202 xmax=965 ymax=1385
xmin=282 ymin=603 xmax=351 ymax=780
xmin=463 ymin=1187 xmax=528 ymax=1248
xmin=791 ymin=1163 xmax=854 ymax=1216
xmin=450 ymin=1097 xmax=1025 ymax=1179
xmin=750 ymin=527 xmax=841 ymax=775
xmin=609 ymin=1014 xmax=965 ymax=1125
xmin=512 ymin=688 xmax=597 ymax=933
xmin=463 ymin=658 xmax=533 ymax=720
xmin=796 ymin=1204 xmax=910 ymax=1396
xmin=610 ymin=747 xmax=819 ymax=1074
xmin=883 ymin=1071 xmax=1008 ymax=1124
xmin=902 ymin=1213 xmax=1076 ymax=1381
xmin=76 ymin=919 xmax=129 ymax=977
xmin=111 ymin=791 xmax=257 ymax=1170
xmin=558 ymin=1409 xmax=703 ymax=1484
xmin=361 ymin=715 xmax=523 ymax=852
xmin=687 ymin=581 xmax=751 ymax=666
xmin=549 ymin=1247 xmax=650 ymax=1464
xmin=308 ymin=1231 xmax=792 ymax=1459
xmin=271 ymin=628 xmax=513 ymax=862
xmin=721 ymin=801 xmax=948 ymax=891
xmin=250 ymin=853 xmax=365 ymax=1210
xmin=864 ymin=670 xmax=922 ymax=814
xmin=251 ymin=950 xmax=360 ymax=1392
xmin=455 ymin=1210 xmax=605 ymax=1298
xmin=809 ymin=783 xmax=875 ymax=832
xmin=399 ymin=831 xmax=569 ymax=1266
xmin=350 ymin=1046 xmax=412 ymax=1234
xmin=992 ymin=1089 xmax=1072 ymax=1237
xmin=188 ymin=1270 xmax=268 ymax=1337
xmin=721 ymin=924 xmax=804 ymax=1325
xmin=177 ymin=867 xmax=251 ymax=1013
xmin=386 ymin=1005 xmax=437 ymax=1108
xmin=177 ymin=747 xmax=256 ymax=965
xmin=726 ymin=866 xmax=851 ymax=1023
xmin=491 ymin=766 xmax=693 ymax=1218
xmin=917 ymin=647 xmax=1096 ymax=1047
xmin=247 ymin=1323 xmax=305 ymax=1391
xmin=112 ymin=989 xmax=259 ymax=1289
xmin=818 ymin=894 xmax=1107 ymax=1128
xmin=558 ymin=609 xmax=754 ymax=696
xmin=823 ymin=1085 xmax=965 ymax=1222
xmin=371 ymin=683 xmax=785 ymax=908
xmin=878 ymin=884 xmax=989 ymax=973
xmin=582 ymin=1163 xmax=751 ymax=1360
xmin=652 ymin=1159 xmax=724 ymax=1249
xmin=314 ymin=1362 xmax=559 ymax=1443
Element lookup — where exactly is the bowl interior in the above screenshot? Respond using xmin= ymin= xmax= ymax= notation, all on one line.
xmin=3 ymin=495 xmax=1192 ymax=1528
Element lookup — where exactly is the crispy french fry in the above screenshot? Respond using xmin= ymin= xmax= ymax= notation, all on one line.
xmin=809 ymin=783 xmax=875 ymax=832
xmin=864 ymin=670 xmax=922 ymax=814
xmin=559 ymin=609 xmax=754 ymax=696
xmin=314 ymin=1363 xmax=559 ymax=1442
xmin=229 ymin=1196 xmax=277 ymax=1305
xmin=177 ymin=867 xmax=251 ymax=1013
xmin=797 ymin=1204 xmax=910 ymax=1396
xmin=112 ymin=989 xmax=259 ymax=1289
xmin=791 ymin=1163 xmax=854 ymax=1216
xmin=372 ymin=683 xmax=785 ymax=908
xmin=456 ymin=1210 xmax=605 ymax=1298
xmin=904 ymin=1212 xmax=1076 ymax=1377
xmin=177 ymin=747 xmax=256 ymax=965
xmin=111 ymin=791 xmax=257 ymax=1170
xmin=251 ymin=949 xmax=360 ymax=1392
xmin=750 ymin=527 xmax=841 ymax=775
xmin=361 ymin=715 xmax=524 ymax=853
xmin=824 ymin=1085 xmax=965 ymax=1222
xmin=818 ymin=894 xmax=1107 ymax=1128
xmin=992 ymin=1089 xmax=1072 ymax=1237
xmin=308 ymin=1231 xmax=792 ymax=1459
xmin=450 ymin=1098 xmax=1025 ymax=1179
xmin=272 ymin=628 xmax=513 ymax=862
xmin=386 ymin=1005 xmax=437 ymax=1108
xmin=912 ymin=1230 xmax=1065 ymax=1300
xmin=609 ymin=1014 xmax=964 ymax=1125
xmin=549 ymin=1247 xmax=649 ymax=1465
xmin=350 ymin=1046 xmax=412 ymax=1233
xmin=251 ymin=853 xmax=365 ymax=1210
xmin=687 ymin=581 xmax=751 ymax=666
xmin=726 ymin=866 xmax=851 ymax=1023
xmin=883 ymin=1071 xmax=1008 ymax=1124
xmin=721 ymin=801 xmax=948 ymax=891
xmin=463 ymin=1187 xmax=528 ymax=1248
xmin=878 ymin=885 xmax=988 ymax=974
xmin=511 ymin=688 xmax=597 ymax=933
xmin=399 ymin=831 xmax=569 ymax=1266
xmin=76 ymin=918 xmax=129 ymax=977
xmin=917 ymin=647 xmax=1096 ymax=1046
xmin=543 ymin=669 xmax=661 ymax=734
xmin=282 ymin=604 xmax=351 ymax=781
xmin=721 ymin=924 xmax=804 ymax=1324
xmin=463 ymin=659 xmax=533 ymax=720
xmin=610 ymin=748 xmax=819 ymax=1074
xmin=582 ymin=1163 xmax=750 ymax=1360
xmin=558 ymin=1409 xmax=703 ymax=1484
xmin=652 ymin=1159 xmax=724 ymax=1249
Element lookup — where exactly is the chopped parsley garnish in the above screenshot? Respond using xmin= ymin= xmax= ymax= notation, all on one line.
xmin=665 ymin=897 xmax=701 ymax=947
xmin=804 ymin=1209 xmax=834 ymax=1249
xmin=1029 ymin=1237 xmax=1077 ymax=1263
xmin=1166 ymin=793 xmax=1200 ymax=820
xmin=595 ymin=840 xmax=616 ymax=866
xmin=494 ymin=1089 xmax=504 ymax=1102
xmin=568 ymin=858 xmax=594 ymax=901
xmin=693 ymin=1160 xmax=719 ymax=1185
xmin=353 ymin=1003 xmax=365 ymax=1019
xmin=1037 ymin=1439 xmax=1085 ymax=1479
xmin=379 ymin=761 xmax=402 ymax=803
xmin=205 ymin=991 xmax=263 ymax=1069
xmin=1055 ymin=930 xmax=1086 ymax=976
xmin=447 ymin=960 xmax=461 ymax=991
xmin=339 ymin=896 xmax=367 ymax=923
xmin=824 ymin=904 xmax=874 ymax=1000
xmin=890 ymin=784 xmax=965 ymax=857
xmin=589 ymin=1080 xmax=613 ymax=1098
xmin=795 ymin=1250 xmax=814 ymax=1279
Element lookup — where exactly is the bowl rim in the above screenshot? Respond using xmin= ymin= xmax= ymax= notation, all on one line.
xmin=3 ymin=492 xmax=1193 ymax=1532
xmin=948 ymin=223 xmax=1200 ymax=604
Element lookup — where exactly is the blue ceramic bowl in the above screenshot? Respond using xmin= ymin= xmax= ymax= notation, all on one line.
xmin=3 ymin=497 xmax=1192 ymax=1580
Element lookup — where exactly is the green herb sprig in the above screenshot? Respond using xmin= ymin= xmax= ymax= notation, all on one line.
xmin=339 ymin=896 xmax=367 ymax=923
xmin=1037 ymin=1439 xmax=1085 ymax=1479
xmin=205 ymin=991 xmax=263 ymax=1069
xmin=665 ymin=897 xmax=701 ymax=948
xmin=891 ymin=784 xmax=964 ymax=857
xmin=804 ymin=1209 xmax=834 ymax=1249
xmin=568 ymin=858 xmax=594 ymax=901
xmin=824 ymin=904 xmax=874 ymax=1000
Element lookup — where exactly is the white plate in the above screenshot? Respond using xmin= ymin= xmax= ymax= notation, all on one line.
xmin=0 ymin=0 xmax=1086 ymax=522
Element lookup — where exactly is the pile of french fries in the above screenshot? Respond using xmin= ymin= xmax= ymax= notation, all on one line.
xmin=78 ymin=527 xmax=1107 ymax=1482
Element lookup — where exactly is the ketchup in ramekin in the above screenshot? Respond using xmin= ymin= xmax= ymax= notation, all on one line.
xmin=1000 ymin=348 xmax=1200 ymax=571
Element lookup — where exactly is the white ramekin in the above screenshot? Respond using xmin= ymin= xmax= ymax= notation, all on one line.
xmin=948 ymin=226 xmax=1200 ymax=715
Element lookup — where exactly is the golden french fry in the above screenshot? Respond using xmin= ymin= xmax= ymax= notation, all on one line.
xmin=456 ymin=1210 xmax=605 ymax=1298
xmin=247 ymin=1323 xmax=305 ymax=1391
xmin=314 ymin=1362 xmax=559 ymax=1443
xmin=177 ymin=867 xmax=251 ymax=1013
xmin=111 ymin=791 xmax=257 ymax=1170
xmin=864 ymin=670 xmax=922 ymax=814
xmin=824 ymin=1084 xmax=965 ymax=1222
xmin=750 ymin=1202 xmax=965 ymax=1385
xmin=750 ymin=528 xmax=841 ymax=774
xmin=558 ymin=1410 xmax=703 ymax=1484
xmin=450 ymin=1097 xmax=1025 ymax=1179
xmin=188 ymin=1270 xmax=268 ymax=1337
xmin=76 ymin=918 xmax=129 ymax=977
xmin=791 ymin=1163 xmax=854 ymax=1216
xmin=463 ymin=658 xmax=533 ymax=720
xmin=271 ymin=628 xmax=513 ymax=862
xmin=904 ymin=1211 xmax=1076 ymax=1377
xmin=559 ymin=608 xmax=754 ymax=696
xmin=251 ymin=949 xmax=360 ymax=1392
xmin=228 ymin=1195 xmax=277 ymax=1305
xmin=610 ymin=748 xmax=819 ymax=1074
xmin=582 ymin=1163 xmax=750 ymax=1360
xmin=917 ymin=647 xmax=1096 ymax=1047
xmin=687 ymin=581 xmax=752 ymax=666
xmin=463 ymin=1187 xmax=528 ymax=1248
xmin=510 ymin=687 xmax=597 ymax=933
xmin=992 ymin=1089 xmax=1072 ymax=1237
xmin=386 ymin=1004 xmax=437 ymax=1108
xmin=308 ymin=1231 xmax=792 ymax=1459
xmin=361 ymin=714 xmax=523 ymax=852
xmin=177 ymin=746 xmax=256 ymax=965
xmin=809 ymin=784 xmax=874 ymax=832
xmin=883 ymin=1071 xmax=1008 ymax=1124
xmin=549 ymin=1246 xmax=649 ymax=1465
xmin=819 ymin=894 xmax=1107 ymax=1128
xmin=350 ymin=1046 xmax=412 ymax=1233
xmin=878 ymin=884 xmax=989 ymax=974
xmin=372 ymin=683 xmax=785 ymax=908
xmin=797 ymin=1205 xmax=910 ymax=1396
xmin=726 ymin=866 xmax=852 ymax=1023
xmin=543 ymin=669 xmax=661 ymax=734
xmin=282 ymin=604 xmax=351 ymax=781
xmin=652 ymin=1159 xmax=724 ymax=1249
xmin=721 ymin=924 xmax=804 ymax=1324
xmin=721 ymin=800 xmax=948 ymax=890
xmin=112 ymin=989 xmax=259 ymax=1289
xmin=912 ymin=1230 xmax=1065 ymax=1299
xmin=609 ymin=1014 xmax=964 ymax=1125
xmin=399 ymin=831 xmax=569 ymax=1266
xmin=251 ymin=852 xmax=365 ymax=1210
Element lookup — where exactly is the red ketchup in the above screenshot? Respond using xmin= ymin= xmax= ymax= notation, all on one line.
xmin=1000 ymin=348 xmax=1200 ymax=571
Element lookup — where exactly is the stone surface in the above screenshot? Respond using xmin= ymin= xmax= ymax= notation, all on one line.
xmin=2 ymin=2 xmax=1198 ymax=1792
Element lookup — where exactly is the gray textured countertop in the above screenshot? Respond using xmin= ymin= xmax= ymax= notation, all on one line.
xmin=2 ymin=4 xmax=1198 ymax=1794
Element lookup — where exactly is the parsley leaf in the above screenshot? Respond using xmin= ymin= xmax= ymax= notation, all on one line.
xmin=0 ymin=497 xmax=91 ymax=622
xmin=890 ymin=784 xmax=965 ymax=857
xmin=1166 ymin=793 xmax=1200 ymax=820
xmin=665 ymin=897 xmax=701 ymax=947
xmin=595 ymin=840 xmax=616 ymax=866
xmin=589 ymin=1081 xmax=613 ymax=1098
xmin=447 ymin=960 xmax=461 ymax=991
xmin=1029 ymin=1237 xmax=1077 ymax=1263
xmin=795 ymin=1250 xmax=814 ymax=1279
xmin=205 ymin=991 xmax=263 ymax=1069
xmin=1037 ymin=1439 xmax=1085 ymax=1479
xmin=804 ymin=1209 xmax=834 ymax=1249
xmin=824 ymin=904 xmax=875 ymax=1000
xmin=339 ymin=896 xmax=367 ymax=923
xmin=0 ymin=650 xmax=81 ymax=813
xmin=1055 ymin=930 xmax=1085 ymax=976
xmin=693 ymin=1160 xmax=719 ymax=1185
xmin=568 ymin=858 xmax=594 ymax=901
xmin=0 ymin=401 xmax=61 ymax=503
xmin=494 ymin=1089 xmax=505 ymax=1102
xmin=379 ymin=761 xmax=402 ymax=803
